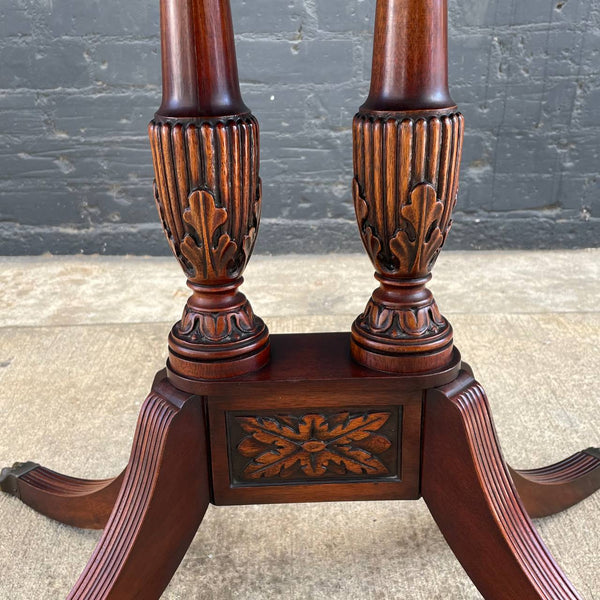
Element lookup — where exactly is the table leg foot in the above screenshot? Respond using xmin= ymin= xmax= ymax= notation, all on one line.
xmin=0 ymin=462 xmax=124 ymax=529
xmin=422 ymin=371 xmax=584 ymax=600
xmin=67 ymin=375 xmax=210 ymax=600
xmin=508 ymin=448 xmax=600 ymax=518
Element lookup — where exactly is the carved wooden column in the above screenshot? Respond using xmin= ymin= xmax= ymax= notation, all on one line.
xmin=148 ymin=0 xmax=270 ymax=380
xmin=351 ymin=0 xmax=464 ymax=374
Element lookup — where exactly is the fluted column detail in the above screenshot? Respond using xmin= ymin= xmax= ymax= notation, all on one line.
xmin=350 ymin=0 xmax=464 ymax=374
xmin=149 ymin=115 xmax=269 ymax=380
xmin=353 ymin=112 xmax=463 ymax=277
xmin=351 ymin=109 xmax=464 ymax=374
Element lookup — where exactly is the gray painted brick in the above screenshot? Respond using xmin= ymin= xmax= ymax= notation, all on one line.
xmin=0 ymin=93 xmax=47 ymax=133
xmin=260 ymin=130 xmax=351 ymax=184
xmin=564 ymin=131 xmax=600 ymax=174
xmin=494 ymin=132 xmax=563 ymax=175
xmin=303 ymin=85 xmax=363 ymax=130
xmin=44 ymin=91 xmax=161 ymax=139
xmin=449 ymin=34 xmax=496 ymax=86
xmin=45 ymin=0 xmax=159 ymax=38
xmin=501 ymin=29 xmax=582 ymax=81
xmin=237 ymin=40 xmax=354 ymax=84
xmin=0 ymin=41 xmax=91 ymax=89
xmin=232 ymin=0 xmax=305 ymax=35
xmin=261 ymin=181 xmax=355 ymax=221
xmin=88 ymin=42 xmax=161 ymax=87
xmin=0 ymin=4 xmax=33 ymax=37
xmin=576 ymin=83 xmax=600 ymax=123
xmin=316 ymin=0 xmax=373 ymax=33
xmin=491 ymin=174 xmax=561 ymax=211
xmin=0 ymin=0 xmax=599 ymax=254
xmin=559 ymin=175 xmax=600 ymax=211
xmin=0 ymin=183 xmax=88 ymax=226
xmin=242 ymin=86 xmax=307 ymax=134
xmin=455 ymin=0 xmax=555 ymax=27
xmin=583 ymin=30 xmax=600 ymax=73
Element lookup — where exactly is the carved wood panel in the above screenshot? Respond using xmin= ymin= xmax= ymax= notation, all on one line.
xmin=350 ymin=110 xmax=464 ymax=372
xmin=149 ymin=116 xmax=261 ymax=285
xmin=227 ymin=407 xmax=402 ymax=485
xmin=353 ymin=112 xmax=464 ymax=278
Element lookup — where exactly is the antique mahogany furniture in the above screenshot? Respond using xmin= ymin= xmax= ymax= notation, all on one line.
xmin=2 ymin=0 xmax=599 ymax=598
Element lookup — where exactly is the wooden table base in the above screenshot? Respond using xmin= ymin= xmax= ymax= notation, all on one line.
xmin=3 ymin=0 xmax=599 ymax=598
xmin=2 ymin=333 xmax=599 ymax=599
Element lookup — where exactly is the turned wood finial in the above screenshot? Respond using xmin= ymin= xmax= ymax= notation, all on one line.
xmin=363 ymin=0 xmax=455 ymax=112
xmin=157 ymin=0 xmax=248 ymax=118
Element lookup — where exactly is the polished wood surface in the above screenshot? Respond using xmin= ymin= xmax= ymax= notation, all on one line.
xmin=166 ymin=332 xmax=462 ymax=395
xmin=422 ymin=372 xmax=582 ymax=600
xmin=207 ymin=367 xmax=423 ymax=505
xmin=351 ymin=0 xmax=464 ymax=374
xmin=363 ymin=0 xmax=455 ymax=112
xmin=510 ymin=449 xmax=600 ymax=519
xmin=157 ymin=0 xmax=248 ymax=118
xmin=151 ymin=0 xmax=270 ymax=380
xmin=67 ymin=377 xmax=210 ymax=600
xmin=0 ymin=464 xmax=123 ymax=529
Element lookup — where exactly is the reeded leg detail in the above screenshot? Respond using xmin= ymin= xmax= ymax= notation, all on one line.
xmin=0 ymin=463 xmax=124 ymax=529
xmin=422 ymin=371 xmax=582 ymax=600
xmin=509 ymin=448 xmax=600 ymax=519
xmin=67 ymin=375 xmax=210 ymax=600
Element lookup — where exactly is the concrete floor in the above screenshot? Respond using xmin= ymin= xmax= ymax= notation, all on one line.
xmin=0 ymin=250 xmax=598 ymax=599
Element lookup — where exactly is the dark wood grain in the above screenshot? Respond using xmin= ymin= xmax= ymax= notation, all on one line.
xmin=231 ymin=409 xmax=398 ymax=481
xmin=363 ymin=0 xmax=454 ymax=112
xmin=509 ymin=449 xmax=600 ymax=519
xmin=0 ymin=464 xmax=123 ymax=530
xmin=149 ymin=116 xmax=270 ymax=380
xmin=1 ymin=0 xmax=597 ymax=598
xmin=422 ymin=372 xmax=582 ymax=600
xmin=67 ymin=376 xmax=210 ymax=600
xmin=156 ymin=0 xmax=247 ymax=118
xmin=166 ymin=332 xmax=463 ymax=396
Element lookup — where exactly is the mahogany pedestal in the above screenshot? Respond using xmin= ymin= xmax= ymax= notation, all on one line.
xmin=2 ymin=0 xmax=599 ymax=598
xmin=2 ymin=334 xmax=599 ymax=598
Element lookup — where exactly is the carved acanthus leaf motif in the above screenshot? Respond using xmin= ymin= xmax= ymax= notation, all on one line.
xmin=178 ymin=302 xmax=260 ymax=343
xmin=237 ymin=412 xmax=392 ymax=479
xmin=356 ymin=299 xmax=446 ymax=339
xmin=353 ymin=178 xmax=384 ymax=266
xmin=353 ymin=178 xmax=369 ymax=224
xmin=241 ymin=181 xmax=262 ymax=266
xmin=153 ymin=181 xmax=177 ymax=257
xmin=390 ymin=183 xmax=444 ymax=276
xmin=181 ymin=189 xmax=238 ymax=282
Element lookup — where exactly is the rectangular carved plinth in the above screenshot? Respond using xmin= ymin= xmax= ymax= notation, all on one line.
xmin=209 ymin=389 xmax=422 ymax=505
xmin=169 ymin=333 xmax=461 ymax=506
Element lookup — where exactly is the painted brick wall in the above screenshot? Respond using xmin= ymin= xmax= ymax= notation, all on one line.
xmin=0 ymin=0 xmax=598 ymax=254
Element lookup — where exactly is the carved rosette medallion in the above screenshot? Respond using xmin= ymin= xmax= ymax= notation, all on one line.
xmin=149 ymin=116 xmax=269 ymax=379
xmin=351 ymin=110 xmax=464 ymax=373
xmin=229 ymin=410 xmax=400 ymax=483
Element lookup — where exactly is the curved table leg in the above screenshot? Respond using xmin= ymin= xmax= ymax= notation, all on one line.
xmin=1 ymin=463 xmax=124 ymax=530
xmin=509 ymin=449 xmax=600 ymax=519
xmin=422 ymin=371 xmax=583 ymax=600
xmin=67 ymin=375 xmax=210 ymax=600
